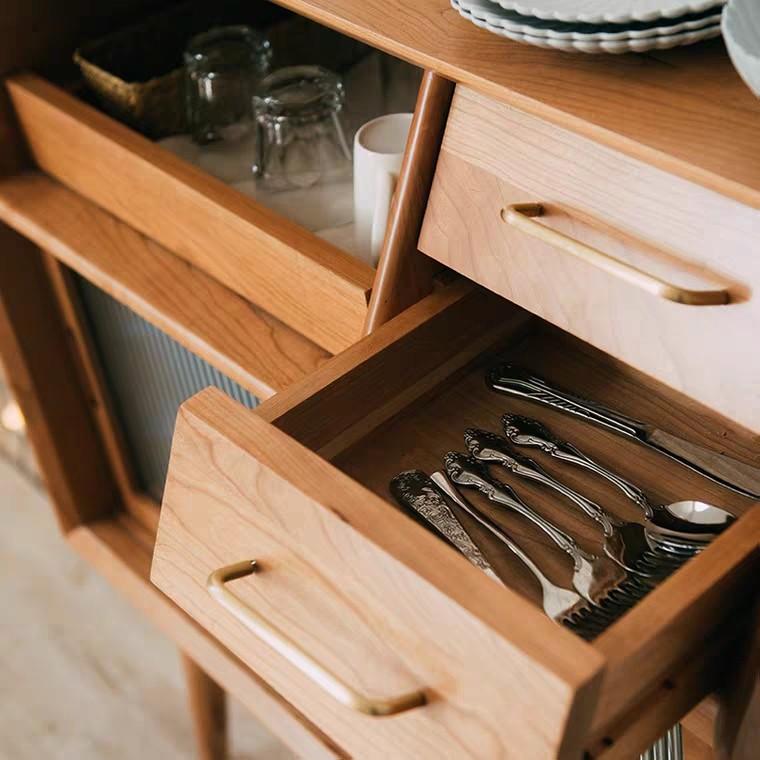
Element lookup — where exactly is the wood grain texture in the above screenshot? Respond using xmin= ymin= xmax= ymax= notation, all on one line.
xmin=42 ymin=255 xmax=144 ymax=522
xmin=42 ymin=253 xmax=162 ymax=535
xmin=153 ymin=388 xmax=604 ymax=760
xmin=592 ymin=510 xmax=760 ymax=735
xmin=0 ymin=224 xmax=119 ymax=532
xmin=683 ymin=730 xmax=714 ymax=760
xmin=262 ymin=281 xmax=532 ymax=457
xmin=334 ymin=320 xmax=757 ymax=603
xmin=419 ymin=88 xmax=760 ymax=433
xmin=363 ymin=70 xmax=451 ymax=333
xmin=181 ymin=656 xmax=227 ymax=760
xmin=586 ymin=610 xmax=750 ymax=759
xmin=684 ymin=698 xmax=718 ymax=750
xmin=68 ymin=515 xmax=346 ymax=760
xmin=6 ymin=74 xmax=373 ymax=354
xmin=157 ymin=285 xmax=759 ymax=754
xmin=321 ymin=314 xmax=760 ymax=748
xmin=0 ymin=172 xmax=330 ymax=400
xmin=268 ymin=1 xmax=760 ymax=210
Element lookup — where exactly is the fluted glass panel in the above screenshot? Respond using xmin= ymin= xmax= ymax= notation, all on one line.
xmin=76 ymin=277 xmax=259 ymax=502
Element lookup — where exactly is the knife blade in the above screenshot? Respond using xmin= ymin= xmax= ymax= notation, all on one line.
xmin=487 ymin=364 xmax=760 ymax=500
xmin=390 ymin=470 xmax=504 ymax=585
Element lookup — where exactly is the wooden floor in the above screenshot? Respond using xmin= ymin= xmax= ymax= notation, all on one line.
xmin=0 ymin=455 xmax=295 ymax=760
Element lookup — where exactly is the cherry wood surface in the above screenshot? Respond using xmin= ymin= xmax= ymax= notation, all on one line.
xmin=419 ymin=86 xmax=760 ymax=434
xmin=155 ymin=285 xmax=759 ymax=757
xmin=42 ymin=255 xmax=149 ymax=528
xmin=69 ymin=514 xmax=346 ymax=760
xmin=336 ymin=323 xmax=758 ymax=604
xmin=0 ymin=225 xmax=120 ymax=532
xmin=181 ymin=655 xmax=228 ymax=760
xmin=1 ymin=3 xmax=758 ymax=757
xmin=6 ymin=74 xmax=374 ymax=354
xmin=326 ymin=316 xmax=760 ymax=747
xmin=154 ymin=385 xmax=603 ymax=760
xmin=715 ymin=600 xmax=760 ymax=760
xmin=0 ymin=172 xmax=331 ymax=400
xmin=269 ymin=1 xmax=760 ymax=210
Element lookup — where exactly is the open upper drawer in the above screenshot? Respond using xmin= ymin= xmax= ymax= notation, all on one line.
xmin=418 ymin=86 xmax=760 ymax=434
xmin=6 ymin=73 xmax=373 ymax=354
xmin=152 ymin=282 xmax=760 ymax=759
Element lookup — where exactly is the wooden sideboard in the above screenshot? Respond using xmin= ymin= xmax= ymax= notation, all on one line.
xmin=1 ymin=1 xmax=758 ymax=759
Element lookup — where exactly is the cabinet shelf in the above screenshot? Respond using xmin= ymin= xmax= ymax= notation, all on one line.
xmin=0 ymin=171 xmax=330 ymax=399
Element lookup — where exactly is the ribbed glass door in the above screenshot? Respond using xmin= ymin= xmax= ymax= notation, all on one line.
xmin=76 ymin=277 xmax=259 ymax=502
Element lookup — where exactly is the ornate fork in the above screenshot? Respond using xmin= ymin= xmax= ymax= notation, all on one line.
xmin=443 ymin=453 xmax=649 ymax=608
xmin=500 ymin=414 xmax=732 ymax=551
xmin=391 ymin=470 xmax=625 ymax=633
xmin=431 ymin=472 xmax=637 ymax=634
xmin=428 ymin=471 xmax=590 ymax=622
xmin=464 ymin=429 xmax=678 ymax=579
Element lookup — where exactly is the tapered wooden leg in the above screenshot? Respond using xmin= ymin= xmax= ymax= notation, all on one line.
xmin=181 ymin=654 xmax=228 ymax=760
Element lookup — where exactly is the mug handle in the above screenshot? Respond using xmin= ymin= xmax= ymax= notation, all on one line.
xmin=370 ymin=170 xmax=398 ymax=267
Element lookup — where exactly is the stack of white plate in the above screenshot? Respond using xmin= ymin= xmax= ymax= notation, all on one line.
xmin=452 ymin=0 xmax=725 ymax=53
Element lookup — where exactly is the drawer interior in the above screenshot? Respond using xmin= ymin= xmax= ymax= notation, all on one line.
xmin=256 ymin=282 xmax=759 ymax=747
xmin=333 ymin=324 xmax=756 ymax=605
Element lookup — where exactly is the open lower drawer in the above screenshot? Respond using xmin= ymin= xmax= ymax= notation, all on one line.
xmin=152 ymin=282 xmax=760 ymax=759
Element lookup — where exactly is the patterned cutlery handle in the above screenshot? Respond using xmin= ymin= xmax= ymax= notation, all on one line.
xmin=500 ymin=414 xmax=652 ymax=514
xmin=486 ymin=364 xmax=649 ymax=441
xmin=390 ymin=470 xmax=502 ymax=580
xmin=443 ymin=452 xmax=582 ymax=563
xmin=431 ymin=471 xmax=549 ymax=584
xmin=465 ymin=428 xmax=617 ymax=535
xmin=431 ymin=471 xmax=586 ymax=624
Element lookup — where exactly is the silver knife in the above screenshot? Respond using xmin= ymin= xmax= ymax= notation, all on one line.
xmin=390 ymin=470 xmax=504 ymax=585
xmin=487 ymin=364 xmax=760 ymax=500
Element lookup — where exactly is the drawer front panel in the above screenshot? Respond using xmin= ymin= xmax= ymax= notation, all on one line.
xmin=418 ymin=86 xmax=760 ymax=432
xmin=152 ymin=389 xmax=603 ymax=760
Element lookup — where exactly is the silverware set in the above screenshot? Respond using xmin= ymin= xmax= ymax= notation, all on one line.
xmin=488 ymin=365 xmax=759 ymax=500
xmin=390 ymin=363 xmax=753 ymax=760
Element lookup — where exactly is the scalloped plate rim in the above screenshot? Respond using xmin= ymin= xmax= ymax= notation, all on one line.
xmin=453 ymin=1 xmax=722 ymax=52
xmin=457 ymin=0 xmax=721 ymax=39
xmin=483 ymin=0 xmax=725 ymax=24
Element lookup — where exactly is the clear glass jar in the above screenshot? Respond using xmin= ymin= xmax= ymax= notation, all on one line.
xmin=184 ymin=25 xmax=272 ymax=152
xmin=253 ymin=65 xmax=352 ymax=191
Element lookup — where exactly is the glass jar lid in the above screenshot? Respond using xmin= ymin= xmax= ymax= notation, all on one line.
xmin=254 ymin=65 xmax=345 ymax=124
xmin=184 ymin=25 xmax=272 ymax=74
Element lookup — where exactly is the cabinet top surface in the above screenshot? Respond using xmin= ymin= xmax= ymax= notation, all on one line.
xmin=273 ymin=0 xmax=760 ymax=209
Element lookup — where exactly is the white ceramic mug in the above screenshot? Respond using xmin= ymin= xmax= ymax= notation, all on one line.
xmin=353 ymin=112 xmax=413 ymax=267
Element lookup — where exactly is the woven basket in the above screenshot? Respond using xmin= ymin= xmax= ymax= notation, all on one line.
xmin=74 ymin=1 xmax=370 ymax=139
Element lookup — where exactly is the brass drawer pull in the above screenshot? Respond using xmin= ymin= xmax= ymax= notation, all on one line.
xmin=207 ymin=560 xmax=427 ymax=716
xmin=502 ymin=203 xmax=730 ymax=306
